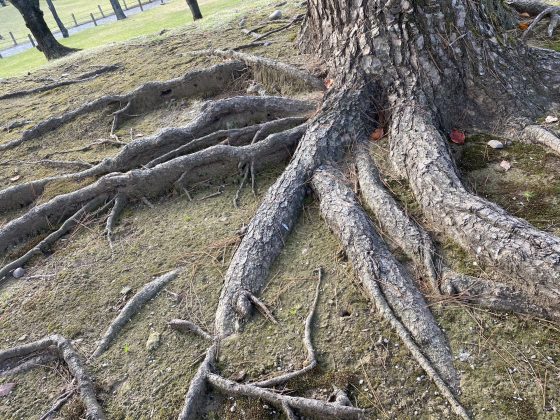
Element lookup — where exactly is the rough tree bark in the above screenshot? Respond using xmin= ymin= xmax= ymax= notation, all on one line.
xmin=109 ymin=0 xmax=127 ymax=20
xmin=9 ymin=0 xmax=76 ymax=60
xmin=45 ymin=0 xmax=69 ymax=38
xmin=185 ymin=0 xmax=202 ymax=20
xmin=2 ymin=0 xmax=560 ymax=418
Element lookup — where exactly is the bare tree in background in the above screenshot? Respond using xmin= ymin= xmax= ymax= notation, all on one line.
xmin=45 ymin=0 xmax=69 ymax=38
xmin=9 ymin=0 xmax=76 ymax=59
xmin=109 ymin=0 xmax=127 ymax=20
xmin=185 ymin=0 xmax=202 ymax=20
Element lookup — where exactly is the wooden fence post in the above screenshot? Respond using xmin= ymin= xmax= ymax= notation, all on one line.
xmin=98 ymin=5 xmax=105 ymax=18
xmin=138 ymin=0 xmax=144 ymax=11
xmin=72 ymin=13 xmax=78 ymax=27
xmin=123 ymin=0 xmax=129 ymax=10
xmin=90 ymin=13 xmax=98 ymax=26
xmin=9 ymin=31 xmax=17 ymax=46
xmin=28 ymin=34 xmax=35 ymax=47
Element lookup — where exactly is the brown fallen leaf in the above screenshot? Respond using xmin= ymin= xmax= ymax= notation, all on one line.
xmin=519 ymin=12 xmax=531 ymax=18
xmin=519 ymin=22 xmax=530 ymax=31
xmin=370 ymin=128 xmax=384 ymax=141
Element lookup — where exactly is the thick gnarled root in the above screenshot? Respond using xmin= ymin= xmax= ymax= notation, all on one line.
xmin=0 ymin=335 xmax=105 ymax=419
xmin=0 ymin=125 xmax=306 ymax=275
xmin=523 ymin=124 xmax=560 ymax=156
xmin=0 ymin=96 xmax=314 ymax=213
xmin=442 ymin=271 xmax=560 ymax=322
xmin=0 ymin=62 xmax=246 ymax=152
xmin=389 ymin=105 xmax=560 ymax=308
xmin=213 ymin=87 xmax=371 ymax=337
xmin=311 ymin=165 xmax=469 ymax=419
xmin=190 ymin=49 xmax=325 ymax=92
xmin=354 ymin=144 xmax=440 ymax=293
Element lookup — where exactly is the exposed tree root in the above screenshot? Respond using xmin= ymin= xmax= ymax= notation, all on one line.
xmin=214 ymin=88 xmax=370 ymax=337
xmin=178 ymin=344 xmax=218 ymax=420
xmin=0 ymin=96 xmax=313 ymax=213
xmin=110 ymin=101 xmax=132 ymax=139
xmin=250 ymin=267 xmax=321 ymax=388
xmin=311 ymin=165 xmax=469 ymax=419
xmin=0 ymin=124 xmax=306 ymax=260
xmin=0 ymin=335 xmax=105 ymax=419
xmin=508 ymin=0 xmax=551 ymax=16
xmin=105 ymin=193 xmax=128 ymax=250
xmin=252 ymin=15 xmax=304 ymax=42
xmin=0 ymin=62 xmax=246 ymax=152
xmin=207 ymin=373 xmax=367 ymax=419
xmin=442 ymin=271 xmax=560 ymax=322
xmin=523 ymin=124 xmax=560 ymax=156
xmin=354 ymin=144 xmax=440 ymax=293
xmin=390 ymin=106 xmax=560 ymax=308
xmin=522 ymin=5 xmax=560 ymax=39
xmin=0 ymin=195 xmax=108 ymax=284
xmin=92 ymin=270 xmax=179 ymax=358
xmin=0 ymin=159 xmax=94 ymax=170
xmin=0 ymin=65 xmax=120 ymax=101
xmin=190 ymin=49 xmax=325 ymax=92
xmin=168 ymin=319 xmax=214 ymax=341
xmin=39 ymin=383 xmax=76 ymax=420
xmin=0 ymin=353 xmax=58 ymax=377
xmin=146 ymin=116 xmax=307 ymax=169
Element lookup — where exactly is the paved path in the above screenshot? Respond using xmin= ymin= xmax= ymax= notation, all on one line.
xmin=0 ymin=1 xmax=164 ymax=58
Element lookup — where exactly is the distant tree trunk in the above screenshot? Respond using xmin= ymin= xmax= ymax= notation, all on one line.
xmin=9 ymin=0 xmax=77 ymax=60
xmin=185 ymin=0 xmax=202 ymax=20
xmin=45 ymin=0 xmax=69 ymax=38
xmin=0 ymin=0 xmax=7 ymax=7
xmin=109 ymin=0 xmax=127 ymax=20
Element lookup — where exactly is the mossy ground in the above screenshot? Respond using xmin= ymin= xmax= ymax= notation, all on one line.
xmin=1 ymin=1 xmax=560 ymax=419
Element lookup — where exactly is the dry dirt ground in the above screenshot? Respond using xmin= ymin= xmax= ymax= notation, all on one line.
xmin=1 ymin=1 xmax=560 ymax=419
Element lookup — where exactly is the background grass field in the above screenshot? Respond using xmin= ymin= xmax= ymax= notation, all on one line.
xmin=0 ymin=0 xmax=240 ymax=77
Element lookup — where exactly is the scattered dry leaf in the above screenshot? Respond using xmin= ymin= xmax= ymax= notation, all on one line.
xmin=518 ymin=22 xmax=530 ymax=31
xmin=10 ymin=175 xmax=21 ymax=183
xmin=545 ymin=115 xmax=558 ymax=124
xmin=324 ymin=79 xmax=334 ymax=89
xmin=500 ymin=160 xmax=511 ymax=171
xmin=370 ymin=128 xmax=384 ymax=141
xmin=519 ymin=12 xmax=531 ymax=18
xmin=450 ymin=129 xmax=465 ymax=145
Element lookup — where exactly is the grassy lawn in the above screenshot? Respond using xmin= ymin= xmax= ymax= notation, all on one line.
xmin=0 ymin=0 xmax=242 ymax=78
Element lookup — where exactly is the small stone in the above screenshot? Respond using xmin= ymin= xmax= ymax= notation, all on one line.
xmin=487 ymin=140 xmax=504 ymax=149
xmin=239 ymin=17 xmax=247 ymax=27
xmin=500 ymin=160 xmax=511 ymax=171
xmin=545 ymin=115 xmax=558 ymax=124
xmin=9 ymin=175 xmax=21 ymax=183
xmin=18 ymin=334 xmax=27 ymax=341
xmin=269 ymin=10 xmax=282 ymax=20
xmin=458 ymin=350 xmax=471 ymax=362
xmin=12 ymin=267 xmax=25 ymax=278
xmin=146 ymin=331 xmax=160 ymax=351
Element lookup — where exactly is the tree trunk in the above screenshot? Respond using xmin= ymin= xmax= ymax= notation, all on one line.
xmin=45 ymin=0 xmax=68 ymax=38
xmin=109 ymin=0 xmax=127 ymax=20
xmin=0 ymin=0 xmax=7 ymax=7
xmin=10 ymin=0 xmax=76 ymax=60
xmin=185 ymin=0 xmax=202 ymax=20
xmin=300 ymin=0 xmax=560 ymax=303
